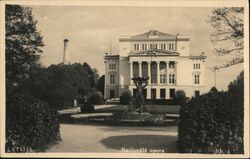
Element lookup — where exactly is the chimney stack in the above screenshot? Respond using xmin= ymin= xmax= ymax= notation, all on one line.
xmin=63 ymin=39 xmax=69 ymax=64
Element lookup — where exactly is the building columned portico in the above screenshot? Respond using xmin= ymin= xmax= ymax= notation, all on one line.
xmin=104 ymin=30 xmax=206 ymax=99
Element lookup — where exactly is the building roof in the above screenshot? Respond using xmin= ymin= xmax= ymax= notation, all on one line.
xmin=119 ymin=30 xmax=189 ymax=41
xmin=129 ymin=49 xmax=180 ymax=57
xmin=132 ymin=30 xmax=176 ymax=39
xmin=104 ymin=54 xmax=119 ymax=60
xmin=189 ymin=55 xmax=206 ymax=60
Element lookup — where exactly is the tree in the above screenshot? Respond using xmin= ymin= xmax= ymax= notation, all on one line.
xmin=227 ymin=71 xmax=243 ymax=116
xmin=5 ymin=5 xmax=60 ymax=151
xmin=97 ymin=75 xmax=105 ymax=96
xmin=82 ymin=62 xmax=99 ymax=88
xmin=178 ymin=73 xmax=244 ymax=153
xmin=23 ymin=63 xmax=91 ymax=110
xmin=207 ymin=7 xmax=244 ymax=68
xmin=6 ymin=5 xmax=44 ymax=90
xmin=174 ymin=90 xmax=187 ymax=106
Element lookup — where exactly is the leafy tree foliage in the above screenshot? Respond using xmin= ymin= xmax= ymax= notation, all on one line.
xmin=178 ymin=72 xmax=244 ymax=154
xmin=6 ymin=93 xmax=60 ymax=152
xmin=227 ymin=71 xmax=243 ymax=127
xmin=207 ymin=7 xmax=244 ymax=68
xmin=83 ymin=62 xmax=99 ymax=88
xmin=5 ymin=5 xmax=60 ymax=152
xmin=23 ymin=63 xmax=94 ymax=110
xmin=86 ymin=90 xmax=104 ymax=105
xmin=6 ymin=5 xmax=44 ymax=89
xmin=120 ymin=90 xmax=133 ymax=105
xmin=97 ymin=75 xmax=105 ymax=96
xmin=174 ymin=90 xmax=187 ymax=106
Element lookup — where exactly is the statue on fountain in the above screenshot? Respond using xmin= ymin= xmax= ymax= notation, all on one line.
xmin=129 ymin=76 xmax=149 ymax=114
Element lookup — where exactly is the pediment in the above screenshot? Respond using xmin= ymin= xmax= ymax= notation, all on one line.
xmin=129 ymin=49 xmax=180 ymax=57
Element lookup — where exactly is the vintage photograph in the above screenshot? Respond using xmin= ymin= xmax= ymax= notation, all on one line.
xmin=0 ymin=0 xmax=249 ymax=158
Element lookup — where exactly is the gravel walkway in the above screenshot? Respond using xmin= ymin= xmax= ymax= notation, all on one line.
xmin=46 ymin=124 xmax=178 ymax=153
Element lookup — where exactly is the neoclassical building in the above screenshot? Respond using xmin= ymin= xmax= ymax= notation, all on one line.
xmin=104 ymin=30 xmax=206 ymax=99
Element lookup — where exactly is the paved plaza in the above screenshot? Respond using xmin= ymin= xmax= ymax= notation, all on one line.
xmin=46 ymin=124 xmax=178 ymax=153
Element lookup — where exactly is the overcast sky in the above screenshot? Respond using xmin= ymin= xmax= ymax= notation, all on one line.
xmin=30 ymin=5 xmax=243 ymax=92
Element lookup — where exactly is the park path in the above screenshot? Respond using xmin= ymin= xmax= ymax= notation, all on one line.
xmin=46 ymin=124 xmax=178 ymax=153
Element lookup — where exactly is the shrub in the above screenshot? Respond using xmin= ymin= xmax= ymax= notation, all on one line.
xmin=120 ymin=90 xmax=132 ymax=105
xmin=178 ymin=72 xmax=243 ymax=154
xmin=80 ymin=104 xmax=95 ymax=113
xmin=145 ymin=99 xmax=176 ymax=105
xmin=6 ymin=93 xmax=60 ymax=152
xmin=210 ymin=87 xmax=218 ymax=93
xmin=174 ymin=90 xmax=187 ymax=106
xmin=86 ymin=91 xmax=104 ymax=105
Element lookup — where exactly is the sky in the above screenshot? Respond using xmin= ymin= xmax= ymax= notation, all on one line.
xmin=29 ymin=5 xmax=243 ymax=92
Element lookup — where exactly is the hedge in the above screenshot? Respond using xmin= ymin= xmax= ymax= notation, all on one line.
xmin=178 ymin=72 xmax=243 ymax=154
xmin=145 ymin=99 xmax=176 ymax=105
xmin=80 ymin=104 xmax=95 ymax=113
xmin=174 ymin=90 xmax=187 ymax=106
xmin=6 ymin=93 xmax=60 ymax=152
xmin=86 ymin=91 xmax=104 ymax=105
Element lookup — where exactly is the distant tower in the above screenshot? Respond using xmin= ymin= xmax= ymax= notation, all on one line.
xmin=63 ymin=39 xmax=69 ymax=64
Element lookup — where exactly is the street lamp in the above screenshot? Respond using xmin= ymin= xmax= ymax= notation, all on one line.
xmin=208 ymin=66 xmax=219 ymax=88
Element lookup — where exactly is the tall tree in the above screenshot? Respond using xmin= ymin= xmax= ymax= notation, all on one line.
xmin=207 ymin=7 xmax=244 ymax=68
xmin=5 ymin=5 xmax=60 ymax=151
xmin=97 ymin=75 xmax=105 ymax=96
xmin=6 ymin=5 xmax=44 ymax=89
xmin=82 ymin=62 xmax=99 ymax=88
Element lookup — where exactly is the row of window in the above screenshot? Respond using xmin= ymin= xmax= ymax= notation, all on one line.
xmin=194 ymin=74 xmax=200 ymax=84
xmin=193 ymin=63 xmax=200 ymax=69
xmin=131 ymin=62 xmax=200 ymax=70
xmin=110 ymin=74 xmax=115 ymax=84
xmin=110 ymin=74 xmax=200 ymax=85
xmin=132 ymin=88 xmax=176 ymax=99
xmin=109 ymin=63 xmax=116 ymax=70
xmin=132 ymin=62 xmax=175 ymax=72
xmin=109 ymin=63 xmax=200 ymax=71
xmin=134 ymin=43 xmax=176 ymax=51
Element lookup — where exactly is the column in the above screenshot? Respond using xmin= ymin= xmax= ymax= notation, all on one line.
xmin=175 ymin=61 xmax=178 ymax=85
xmin=147 ymin=88 xmax=151 ymax=99
xmin=147 ymin=61 xmax=151 ymax=84
xmin=156 ymin=61 xmax=160 ymax=85
xmin=138 ymin=61 xmax=142 ymax=77
xmin=165 ymin=61 xmax=169 ymax=85
xmin=156 ymin=88 xmax=161 ymax=99
xmin=129 ymin=61 xmax=133 ymax=85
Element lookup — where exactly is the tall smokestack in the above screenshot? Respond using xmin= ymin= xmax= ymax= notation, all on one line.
xmin=63 ymin=39 xmax=69 ymax=64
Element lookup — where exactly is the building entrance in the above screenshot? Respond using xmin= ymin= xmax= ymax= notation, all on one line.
xmin=110 ymin=90 xmax=115 ymax=98
xmin=151 ymin=89 xmax=156 ymax=99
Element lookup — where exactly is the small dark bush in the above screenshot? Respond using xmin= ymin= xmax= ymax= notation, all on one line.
xmin=86 ymin=91 xmax=104 ymax=105
xmin=178 ymin=72 xmax=244 ymax=154
xmin=120 ymin=90 xmax=132 ymax=105
xmin=210 ymin=86 xmax=218 ymax=93
xmin=6 ymin=93 xmax=60 ymax=152
xmin=80 ymin=104 xmax=94 ymax=113
xmin=174 ymin=90 xmax=187 ymax=106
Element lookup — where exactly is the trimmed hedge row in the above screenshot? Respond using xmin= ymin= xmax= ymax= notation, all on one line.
xmin=6 ymin=93 xmax=60 ymax=152
xmin=178 ymin=74 xmax=243 ymax=154
xmin=80 ymin=104 xmax=95 ymax=113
